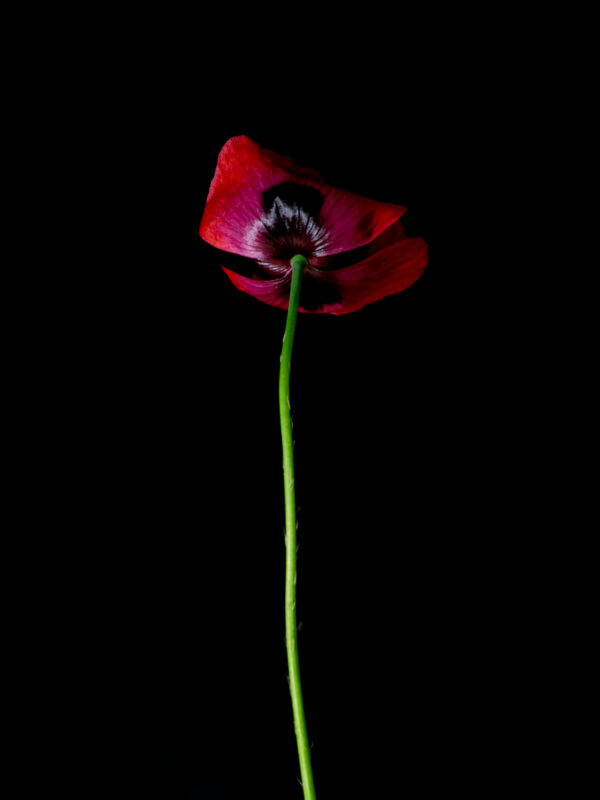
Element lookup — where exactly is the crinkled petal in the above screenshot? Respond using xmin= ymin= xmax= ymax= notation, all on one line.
xmin=310 ymin=235 xmax=428 ymax=315
xmin=221 ymin=224 xmax=427 ymax=315
xmin=221 ymin=267 xmax=290 ymax=310
xmin=200 ymin=136 xmax=406 ymax=262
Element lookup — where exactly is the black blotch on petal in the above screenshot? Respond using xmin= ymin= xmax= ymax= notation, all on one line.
xmin=259 ymin=182 xmax=325 ymax=261
xmin=299 ymin=275 xmax=341 ymax=311
xmin=261 ymin=182 xmax=324 ymax=221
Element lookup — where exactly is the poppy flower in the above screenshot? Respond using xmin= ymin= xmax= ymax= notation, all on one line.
xmin=199 ymin=136 xmax=428 ymax=315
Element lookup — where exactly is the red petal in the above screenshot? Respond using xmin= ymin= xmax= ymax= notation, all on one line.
xmin=199 ymin=136 xmax=406 ymax=261
xmin=221 ymin=223 xmax=427 ymax=315
xmin=306 ymin=231 xmax=428 ymax=315
xmin=221 ymin=267 xmax=290 ymax=310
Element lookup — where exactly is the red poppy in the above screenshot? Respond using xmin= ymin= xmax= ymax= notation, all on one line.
xmin=199 ymin=136 xmax=428 ymax=314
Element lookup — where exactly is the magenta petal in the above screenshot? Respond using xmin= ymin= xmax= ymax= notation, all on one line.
xmin=308 ymin=234 xmax=429 ymax=315
xmin=200 ymin=136 xmax=323 ymax=260
xmin=316 ymin=188 xmax=405 ymax=256
xmin=199 ymin=136 xmax=406 ymax=262
xmin=221 ymin=267 xmax=291 ymax=310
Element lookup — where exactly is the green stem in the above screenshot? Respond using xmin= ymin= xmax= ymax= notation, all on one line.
xmin=279 ymin=254 xmax=317 ymax=800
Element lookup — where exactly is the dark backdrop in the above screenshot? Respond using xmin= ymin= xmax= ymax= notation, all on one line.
xmin=93 ymin=32 xmax=523 ymax=799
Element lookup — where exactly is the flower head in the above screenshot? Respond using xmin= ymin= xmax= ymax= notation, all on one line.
xmin=199 ymin=136 xmax=428 ymax=314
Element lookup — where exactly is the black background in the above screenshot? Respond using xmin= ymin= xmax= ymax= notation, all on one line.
xmin=84 ymin=24 xmax=531 ymax=799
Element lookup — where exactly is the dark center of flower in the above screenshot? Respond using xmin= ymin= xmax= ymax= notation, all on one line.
xmin=258 ymin=182 xmax=326 ymax=265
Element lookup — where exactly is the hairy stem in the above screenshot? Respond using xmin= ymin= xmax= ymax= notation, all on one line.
xmin=279 ymin=254 xmax=316 ymax=800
